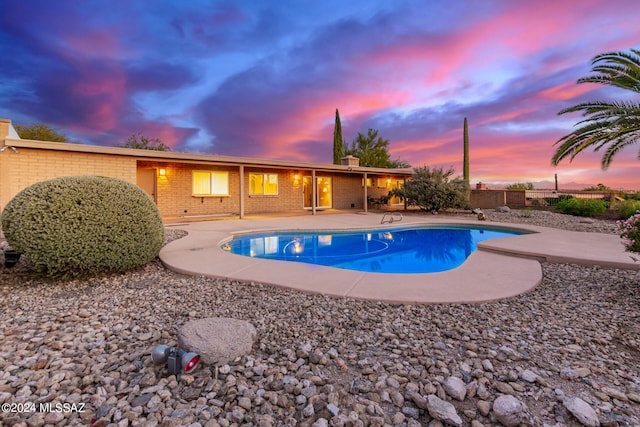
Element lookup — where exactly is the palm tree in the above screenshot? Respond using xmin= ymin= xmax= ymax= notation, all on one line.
xmin=552 ymin=48 xmax=640 ymax=169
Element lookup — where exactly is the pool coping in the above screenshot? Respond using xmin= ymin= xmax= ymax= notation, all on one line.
xmin=160 ymin=213 xmax=639 ymax=304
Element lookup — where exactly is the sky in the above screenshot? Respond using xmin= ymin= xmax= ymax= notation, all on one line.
xmin=1 ymin=0 xmax=639 ymax=190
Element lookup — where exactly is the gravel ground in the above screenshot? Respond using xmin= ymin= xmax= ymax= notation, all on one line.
xmin=0 ymin=209 xmax=638 ymax=427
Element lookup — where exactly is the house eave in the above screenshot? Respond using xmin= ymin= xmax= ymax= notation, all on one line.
xmin=4 ymin=138 xmax=412 ymax=175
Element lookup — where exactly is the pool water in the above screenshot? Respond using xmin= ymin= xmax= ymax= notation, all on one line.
xmin=222 ymin=226 xmax=526 ymax=274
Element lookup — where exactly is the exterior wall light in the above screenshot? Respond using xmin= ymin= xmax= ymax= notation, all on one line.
xmin=159 ymin=168 xmax=166 ymax=176
xmin=151 ymin=345 xmax=200 ymax=375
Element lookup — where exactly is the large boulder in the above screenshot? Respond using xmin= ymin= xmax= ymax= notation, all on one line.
xmin=178 ymin=318 xmax=256 ymax=365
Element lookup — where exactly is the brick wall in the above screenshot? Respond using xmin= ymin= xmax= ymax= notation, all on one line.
xmin=137 ymin=163 xmax=376 ymax=216
xmin=0 ymin=147 xmax=136 ymax=213
xmin=0 ymin=140 xmax=412 ymax=218
xmin=332 ymin=173 xmax=365 ymax=209
xmin=143 ymin=162 xmax=241 ymax=217
xmin=245 ymin=168 xmax=302 ymax=213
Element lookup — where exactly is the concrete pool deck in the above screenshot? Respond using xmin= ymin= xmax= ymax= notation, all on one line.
xmin=159 ymin=213 xmax=639 ymax=304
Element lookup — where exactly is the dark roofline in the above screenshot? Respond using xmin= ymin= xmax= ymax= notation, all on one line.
xmin=4 ymin=138 xmax=413 ymax=175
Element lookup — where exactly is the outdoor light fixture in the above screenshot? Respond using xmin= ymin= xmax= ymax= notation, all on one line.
xmin=151 ymin=345 xmax=200 ymax=375
xmin=159 ymin=168 xmax=166 ymax=176
xmin=2 ymin=248 xmax=20 ymax=268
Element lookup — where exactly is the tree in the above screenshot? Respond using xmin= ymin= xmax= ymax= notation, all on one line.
xmin=333 ymin=109 xmax=344 ymax=164
xmin=14 ymin=123 xmax=67 ymax=142
xmin=583 ymin=183 xmax=611 ymax=191
xmin=552 ymin=48 xmax=640 ymax=169
xmin=463 ymin=117 xmax=470 ymax=187
xmin=344 ymin=128 xmax=409 ymax=168
xmin=389 ymin=166 xmax=468 ymax=212
xmin=506 ymin=182 xmax=535 ymax=190
xmin=121 ymin=133 xmax=171 ymax=151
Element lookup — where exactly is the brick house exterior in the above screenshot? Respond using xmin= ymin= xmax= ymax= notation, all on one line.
xmin=0 ymin=119 xmax=411 ymax=219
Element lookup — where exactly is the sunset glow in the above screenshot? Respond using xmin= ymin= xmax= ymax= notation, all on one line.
xmin=1 ymin=0 xmax=638 ymax=189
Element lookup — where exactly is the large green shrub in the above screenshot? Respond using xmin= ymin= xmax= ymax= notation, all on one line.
xmin=556 ymin=197 xmax=608 ymax=217
xmin=1 ymin=175 xmax=164 ymax=277
xmin=615 ymin=200 xmax=640 ymax=219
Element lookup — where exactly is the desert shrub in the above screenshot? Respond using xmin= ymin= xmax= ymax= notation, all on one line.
xmin=615 ymin=200 xmax=640 ymax=219
xmin=389 ymin=166 xmax=468 ymax=212
xmin=530 ymin=198 xmax=548 ymax=207
xmin=556 ymin=197 xmax=608 ymax=217
xmin=1 ymin=175 xmax=164 ymax=277
xmin=505 ymin=182 xmax=534 ymax=190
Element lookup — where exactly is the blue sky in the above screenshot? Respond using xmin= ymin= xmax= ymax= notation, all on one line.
xmin=1 ymin=0 xmax=639 ymax=189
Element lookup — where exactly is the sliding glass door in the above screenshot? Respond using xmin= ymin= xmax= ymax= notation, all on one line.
xmin=303 ymin=176 xmax=332 ymax=209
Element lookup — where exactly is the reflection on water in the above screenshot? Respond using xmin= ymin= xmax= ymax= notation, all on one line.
xmin=224 ymin=227 xmax=524 ymax=274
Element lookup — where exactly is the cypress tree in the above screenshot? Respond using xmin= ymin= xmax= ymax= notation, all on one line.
xmin=463 ymin=117 xmax=470 ymax=186
xmin=333 ymin=109 xmax=344 ymax=164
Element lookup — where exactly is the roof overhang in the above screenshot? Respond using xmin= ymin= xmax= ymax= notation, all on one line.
xmin=3 ymin=138 xmax=414 ymax=176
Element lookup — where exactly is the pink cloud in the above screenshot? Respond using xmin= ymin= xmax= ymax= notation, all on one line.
xmin=538 ymin=81 xmax=594 ymax=101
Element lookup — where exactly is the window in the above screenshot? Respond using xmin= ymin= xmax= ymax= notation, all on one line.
xmin=376 ymin=178 xmax=390 ymax=188
xmin=193 ymin=171 xmax=229 ymax=196
xmin=361 ymin=178 xmax=372 ymax=187
xmin=250 ymin=173 xmax=278 ymax=195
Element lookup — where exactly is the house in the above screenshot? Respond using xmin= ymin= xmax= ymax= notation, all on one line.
xmin=0 ymin=119 xmax=412 ymax=219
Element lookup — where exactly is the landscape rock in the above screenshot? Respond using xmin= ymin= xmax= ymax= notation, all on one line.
xmin=0 ymin=215 xmax=638 ymax=426
xmin=177 ymin=318 xmax=256 ymax=365
xmin=426 ymin=394 xmax=462 ymax=427
xmin=563 ymin=397 xmax=600 ymax=427
xmin=496 ymin=206 xmax=511 ymax=213
xmin=493 ymin=395 xmax=526 ymax=427
xmin=443 ymin=376 xmax=466 ymax=401
xmin=520 ymin=369 xmax=537 ymax=383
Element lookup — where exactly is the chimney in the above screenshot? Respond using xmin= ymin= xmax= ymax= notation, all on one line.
xmin=0 ymin=119 xmax=20 ymax=140
xmin=340 ymin=155 xmax=359 ymax=167
xmin=0 ymin=119 xmax=11 ymax=140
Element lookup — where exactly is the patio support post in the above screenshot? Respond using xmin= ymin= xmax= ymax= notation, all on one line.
xmin=403 ymin=176 xmax=407 ymax=210
xmin=363 ymin=172 xmax=368 ymax=213
xmin=312 ymin=169 xmax=316 ymax=216
xmin=239 ymin=165 xmax=245 ymax=219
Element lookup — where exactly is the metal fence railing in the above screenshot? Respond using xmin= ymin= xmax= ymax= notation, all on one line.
xmin=525 ymin=190 xmax=609 ymax=207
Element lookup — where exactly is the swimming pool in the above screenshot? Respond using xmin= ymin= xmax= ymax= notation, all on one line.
xmin=222 ymin=225 xmax=527 ymax=273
